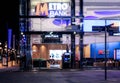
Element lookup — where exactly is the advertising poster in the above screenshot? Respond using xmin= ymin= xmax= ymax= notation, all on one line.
xmin=49 ymin=50 xmax=66 ymax=60
xmin=116 ymin=49 xmax=120 ymax=60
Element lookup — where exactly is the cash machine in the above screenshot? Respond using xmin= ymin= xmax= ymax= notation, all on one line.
xmin=62 ymin=52 xmax=71 ymax=69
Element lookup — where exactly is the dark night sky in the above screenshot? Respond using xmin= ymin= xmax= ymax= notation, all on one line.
xmin=0 ymin=1 xmax=19 ymax=42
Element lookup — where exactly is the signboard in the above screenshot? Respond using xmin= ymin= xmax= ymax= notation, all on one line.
xmin=114 ymin=49 xmax=120 ymax=60
xmin=116 ymin=49 xmax=120 ymax=60
xmin=84 ymin=20 xmax=105 ymax=32
xmin=84 ymin=19 xmax=120 ymax=32
xmin=30 ymin=0 xmax=120 ymax=19
xmin=35 ymin=2 xmax=70 ymax=17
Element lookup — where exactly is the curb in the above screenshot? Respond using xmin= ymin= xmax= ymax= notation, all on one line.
xmin=0 ymin=67 xmax=20 ymax=72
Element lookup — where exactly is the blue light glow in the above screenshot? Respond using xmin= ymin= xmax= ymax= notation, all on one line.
xmin=94 ymin=11 xmax=120 ymax=15
xmin=8 ymin=29 xmax=12 ymax=49
xmin=53 ymin=19 xmax=71 ymax=26
xmin=84 ymin=16 xmax=98 ymax=19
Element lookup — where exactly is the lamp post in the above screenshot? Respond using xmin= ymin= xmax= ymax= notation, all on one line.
xmin=104 ymin=26 xmax=107 ymax=80
xmin=79 ymin=0 xmax=84 ymax=70
xmin=104 ymin=23 xmax=115 ymax=80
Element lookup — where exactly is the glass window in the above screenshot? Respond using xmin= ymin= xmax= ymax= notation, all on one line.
xmin=29 ymin=18 xmax=71 ymax=31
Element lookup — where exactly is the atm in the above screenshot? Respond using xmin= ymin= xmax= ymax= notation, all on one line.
xmin=62 ymin=52 xmax=71 ymax=69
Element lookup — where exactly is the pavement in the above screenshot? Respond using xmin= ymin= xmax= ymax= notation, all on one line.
xmin=0 ymin=65 xmax=120 ymax=83
xmin=0 ymin=66 xmax=20 ymax=72
xmin=0 ymin=61 xmax=20 ymax=72
xmin=0 ymin=68 xmax=120 ymax=83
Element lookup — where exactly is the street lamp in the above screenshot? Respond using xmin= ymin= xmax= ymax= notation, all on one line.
xmin=104 ymin=23 xmax=117 ymax=80
xmin=104 ymin=26 xmax=107 ymax=80
xmin=92 ymin=22 xmax=117 ymax=80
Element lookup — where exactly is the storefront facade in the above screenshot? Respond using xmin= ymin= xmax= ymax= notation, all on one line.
xmin=19 ymin=0 xmax=120 ymax=69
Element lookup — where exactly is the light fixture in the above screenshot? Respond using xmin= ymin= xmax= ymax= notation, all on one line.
xmin=21 ymin=32 xmax=23 ymax=35
xmin=50 ymin=32 xmax=53 ymax=35
xmin=74 ymin=31 xmax=76 ymax=34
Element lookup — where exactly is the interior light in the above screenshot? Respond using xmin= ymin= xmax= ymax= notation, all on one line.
xmin=23 ymin=34 xmax=25 ymax=37
xmin=21 ymin=32 xmax=23 ymax=35
xmin=50 ymin=32 xmax=53 ymax=35
xmin=113 ymin=33 xmax=120 ymax=36
xmin=74 ymin=31 xmax=76 ymax=34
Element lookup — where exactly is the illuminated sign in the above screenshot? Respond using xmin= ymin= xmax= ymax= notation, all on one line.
xmin=98 ymin=50 xmax=109 ymax=55
xmin=35 ymin=2 xmax=70 ymax=17
xmin=114 ymin=49 xmax=120 ymax=60
xmin=45 ymin=34 xmax=59 ymax=38
xmin=35 ymin=3 xmax=48 ymax=16
xmin=116 ymin=49 xmax=120 ymax=60
xmin=50 ymin=50 xmax=66 ymax=60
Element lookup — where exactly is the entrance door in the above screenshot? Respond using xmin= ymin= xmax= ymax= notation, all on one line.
xmin=31 ymin=34 xmax=72 ymax=69
xmin=32 ymin=43 xmax=68 ymax=69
